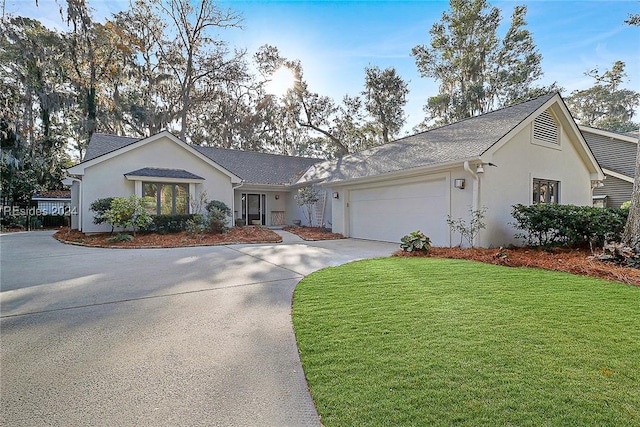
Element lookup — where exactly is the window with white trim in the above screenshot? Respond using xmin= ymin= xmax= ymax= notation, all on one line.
xmin=143 ymin=183 xmax=189 ymax=215
xmin=532 ymin=178 xmax=559 ymax=204
xmin=533 ymin=110 xmax=559 ymax=145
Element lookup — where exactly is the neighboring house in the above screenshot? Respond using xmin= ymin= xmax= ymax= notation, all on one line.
xmin=64 ymin=92 xmax=604 ymax=247
xmin=580 ymin=126 xmax=638 ymax=208
xmin=32 ymin=190 xmax=71 ymax=215
xmin=64 ymin=132 xmax=324 ymax=233
xmin=298 ymin=93 xmax=603 ymax=247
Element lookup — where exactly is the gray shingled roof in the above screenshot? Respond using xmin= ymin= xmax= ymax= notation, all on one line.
xmin=124 ymin=168 xmax=204 ymax=180
xmin=82 ymin=132 xmax=321 ymax=185
xmin=299 ymin=93 xmax=557 ymax=184
xmin=83 ymin=133 xmax=140 ymax=161
xmin=193 ymin=146 xmax=320 ymax=185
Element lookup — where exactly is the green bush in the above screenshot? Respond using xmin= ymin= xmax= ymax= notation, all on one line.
xmin=400 ymin=231 xmax=431 ymax=253
xmin=446 ymin=207 xmax=487 ymax=248
xmin=147 ymin=214 xmax=195 ymax=234
xmin=106 ymin=233 xmax=133 ymax=243
xmin=206 ymin=200 xmax=231 ymax=234
xmin=90 ymin=197 xmax=115 ymax=231
xmin=104 ymin=195 xmax=153 ymax=236
xmin=511 ymin=204 xmax=628 ymax=248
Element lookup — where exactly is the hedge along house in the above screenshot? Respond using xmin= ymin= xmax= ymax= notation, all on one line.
xmin=64 ymin=131 xmax=325 ymax=233
xmin=580 ymin=125 xmax=638 ymax=208
xmin=298 ymin=93 xmax=604 ymax=247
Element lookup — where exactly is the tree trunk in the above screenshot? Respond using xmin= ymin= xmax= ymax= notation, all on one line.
xmin=621 ymin=140 xmax=640 ymax=250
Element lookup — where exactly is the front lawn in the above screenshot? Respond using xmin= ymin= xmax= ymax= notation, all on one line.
xmin=293 ymin=258 xmax=640 ymax=426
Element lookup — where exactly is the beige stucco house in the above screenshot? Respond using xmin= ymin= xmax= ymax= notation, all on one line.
xmin=64 ymin=93 xmax=604 ymax=247
xmin=298 ymin=93 xmax=604 ymax=247
xmin=64 ymin=131 xmax=324 ymax=233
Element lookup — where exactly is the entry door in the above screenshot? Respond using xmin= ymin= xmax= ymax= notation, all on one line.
xmin=242 ymin=193 xmax=266 ymax=225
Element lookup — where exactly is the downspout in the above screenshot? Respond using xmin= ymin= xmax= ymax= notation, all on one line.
xmin=463 ymin=161 xmax=481 ymax=247
xmin=463 ymin=161 xmax=480 ymax=212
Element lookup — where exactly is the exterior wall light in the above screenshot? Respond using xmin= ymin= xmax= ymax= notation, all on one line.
xmin=275 ymin=194 xmax=280 ymax=200
xmin=454 ymin=179 xmax=465 ymax=189
xmin=332 ymin=192 xmax=339 ymax=199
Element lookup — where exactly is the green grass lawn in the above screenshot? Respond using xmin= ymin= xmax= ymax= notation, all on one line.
xmin=292 ymin=258 xmax=640 ymax=426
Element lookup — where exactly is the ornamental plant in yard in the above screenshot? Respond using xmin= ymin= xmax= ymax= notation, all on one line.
xmin=400 ymin=230 xmax=431 ymax=253
xmin=446 ymin=206 xmax=486 ymax=248
xmin=295 ymin=186 xmax=320 ymax=226
xmin=104 ymin=195 xmax=153 ymax=236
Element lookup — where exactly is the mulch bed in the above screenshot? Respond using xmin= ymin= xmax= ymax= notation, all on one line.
xmin=54 ymin=226 xmax=282 ymax=248
xmin=283 ymin=226 xmax=345 ymax=241
xmin=395 ymin=246 xmax=640 ymax=287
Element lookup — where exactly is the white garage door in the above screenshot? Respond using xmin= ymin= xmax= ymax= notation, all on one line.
xmin=348 ymin=178 xmax=449 ymax=245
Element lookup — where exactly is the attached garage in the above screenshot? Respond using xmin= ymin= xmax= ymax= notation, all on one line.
xmin=347 ymin=175 xmax=450 ymax=245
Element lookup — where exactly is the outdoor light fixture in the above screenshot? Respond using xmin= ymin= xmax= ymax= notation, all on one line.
xmin=275 ymin=194 xmax=280 ymax=200
xmin=333 ymin=192 xmax=339 ymax=199
xmin=454 ymin=179 xmax=465 ymax=189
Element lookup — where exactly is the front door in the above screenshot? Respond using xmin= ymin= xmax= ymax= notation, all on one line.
xmin=242 ymin=193 xmax=266 ymax=225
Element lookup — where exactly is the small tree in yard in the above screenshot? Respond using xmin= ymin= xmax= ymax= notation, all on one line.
xmin=447 ymin=207 xmax=487 ymax=248
xmin=104 ymin=195 xmax=153 ymax=236
xmin=206 ymin=200 xmax=231 ymax=234
xmin=295 ymin=186 xmax=320 ymax=227
xmin=90 ymin=197 xmax=115 ymax=232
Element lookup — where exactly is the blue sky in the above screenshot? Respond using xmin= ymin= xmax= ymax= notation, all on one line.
xmin=6 ymin=0 xmax=640 ymax=131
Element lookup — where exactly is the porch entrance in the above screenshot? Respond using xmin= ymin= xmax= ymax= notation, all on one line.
xmin=241 ymin=193 xmax=266 ymax=226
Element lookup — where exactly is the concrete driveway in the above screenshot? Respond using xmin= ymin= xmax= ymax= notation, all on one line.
xmin=0 ymin=230 xmax=397 ymax=426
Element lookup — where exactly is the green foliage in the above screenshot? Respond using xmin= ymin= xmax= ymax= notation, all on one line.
xmin=621 ymin=200 xmax=631 ymax=209
xmin=89 ymin=197 xmax=115 ymax=227
xmin=566 ymin=61 xmax=639 ymax=131
xmin=363 ymin=65 xmax=409 ymax=144
xmin=293 ymin=258 xmax=640 ymax=426
xmin=295 ymin=186 xmax=320 ymax=226
xmin=400 ymin=231 xmax=431 ymax=253
xmin=447 ymin=207 xmax=487 ymax=248
xmin=206 ymin=200 xmax=231 ymax=234
xmin=411 ymin=0 xmax=549 ymax=127
xmin=147 ymin=214 xmax=195 ymax=234
xmin=106 ymin=233 xmax=134 ymax=243
xmin=185 ymin=214 xmax=207 ymax=236
xmin=511 ymin=204 xmax=628 ymax=248
xmin=104 ymin=195 xmax=153 ymax=236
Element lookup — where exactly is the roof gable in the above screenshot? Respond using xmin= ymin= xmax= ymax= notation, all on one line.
xmin=67 ymin=131 xmax=241 ymax=183
xmin=299 ymin=93 xmax=557 ymax=184
xmin=299 ymin=93 xmax=603 ymax=184
xmin=69 ymin=131 xmax=321 ymax=186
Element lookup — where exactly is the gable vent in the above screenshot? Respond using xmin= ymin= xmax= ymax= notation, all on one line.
xmin=533 ymin=110 xmax=559 ymax=144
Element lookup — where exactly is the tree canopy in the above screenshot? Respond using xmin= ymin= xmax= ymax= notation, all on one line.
xmin=411 ymin=0 xmax=556 ymax=127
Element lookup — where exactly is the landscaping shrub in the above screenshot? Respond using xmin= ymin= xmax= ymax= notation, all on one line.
xmin=295 ymin=186 xmax=320 ymax=226
xmin=106 ymin=233 xmax=133 ymax=243
xmin=400 ymin=231 xmax=431 ymax=253
xmin=511 ymin=204 xmax=628 ymax=248
xmin=206 ymin=200 xmax=231 ymax=234
xmin=147 ymin=214 xmax=195 ymax=234
xmin=90 ymin=197 xmax=115 ymax=231
xmin=446 ymin=207 xmax=487 ymax=248
xmin=104 ymin=195 xmax=153 ymax=236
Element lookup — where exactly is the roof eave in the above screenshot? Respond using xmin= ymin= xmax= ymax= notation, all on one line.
xmin=316 ymin=158 xmax=480 ymax=188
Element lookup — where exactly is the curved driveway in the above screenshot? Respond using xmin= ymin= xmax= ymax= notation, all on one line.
xmin=0 ymin=230 xmax=396 ymax=426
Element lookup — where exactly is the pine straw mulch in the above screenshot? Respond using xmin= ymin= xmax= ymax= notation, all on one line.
xmin=54 ymin=226 xmax=282 ymax=248
xmin=283 ymin=226 xmax=345 ymax=241
xmin=395 ymin=246 xmax=640 ymax=287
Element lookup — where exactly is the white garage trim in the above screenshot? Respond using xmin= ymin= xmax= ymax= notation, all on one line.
xmin=344 ymin=173 xmax=451 ymax=245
